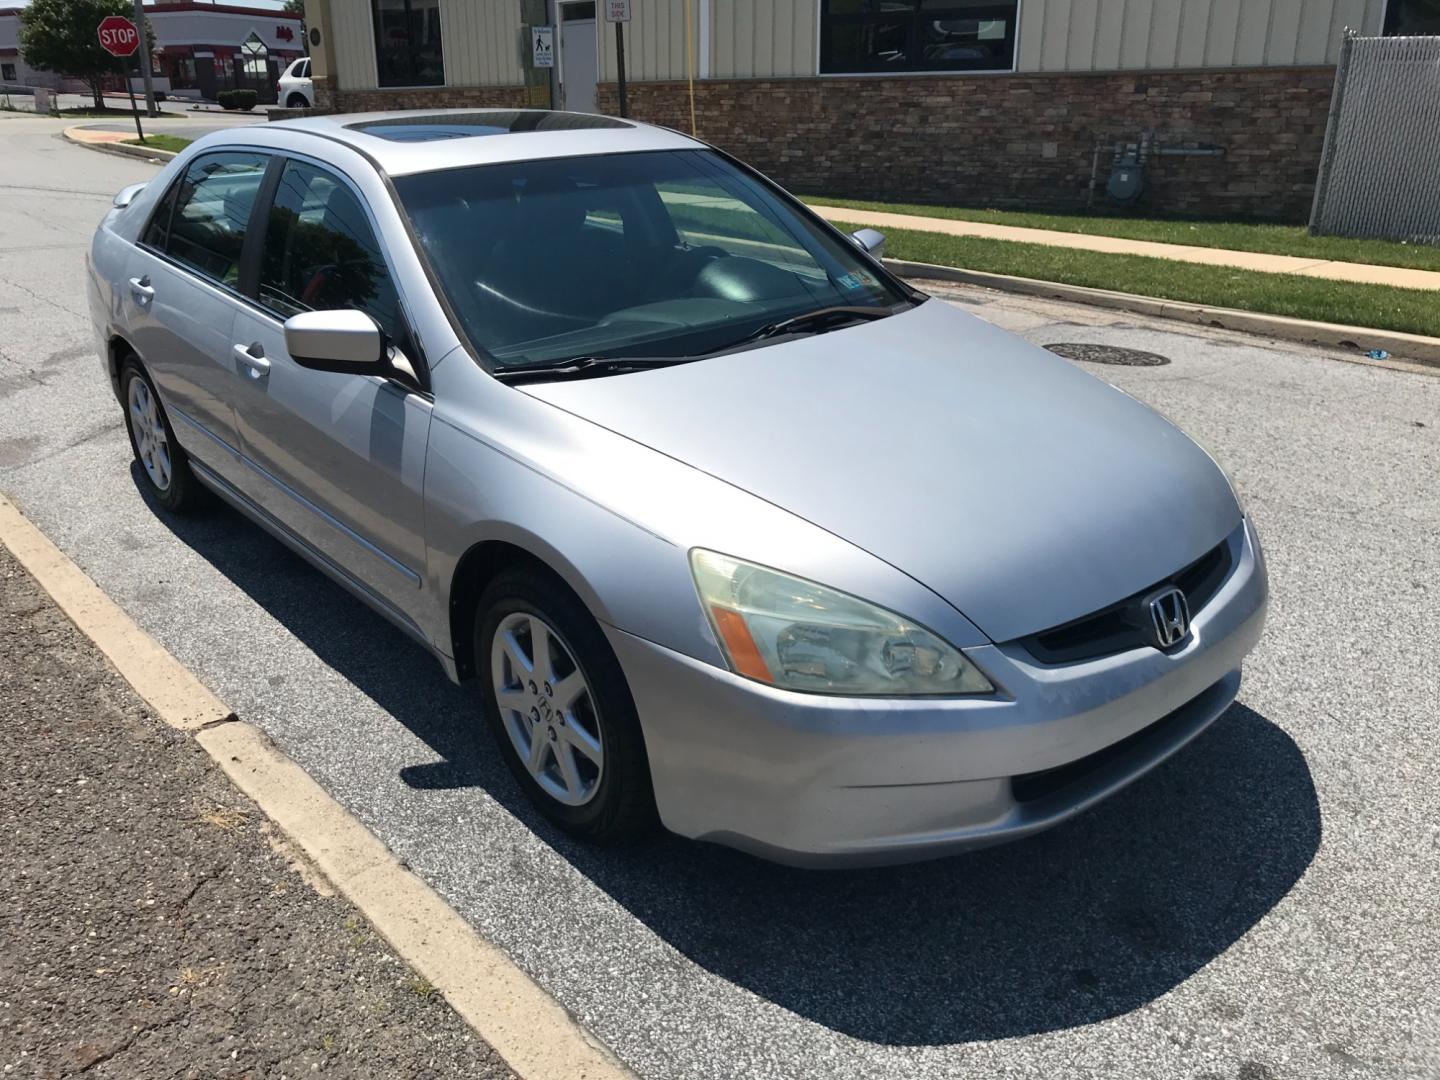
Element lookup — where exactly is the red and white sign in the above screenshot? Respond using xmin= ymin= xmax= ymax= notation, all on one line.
xmin=97 ymin=15 xmax=141 ymax=57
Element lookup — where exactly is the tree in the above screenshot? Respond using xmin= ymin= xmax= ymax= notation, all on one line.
xmin=19 ymin=0 xmax=147 ymax=109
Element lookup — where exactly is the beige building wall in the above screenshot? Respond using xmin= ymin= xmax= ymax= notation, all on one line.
xmin=1016 ymin=0 xmax=1386 ymax=72
xmin=711 ymin=0 xmax=816 ymax=78
xmin=324 ymin=0 xmax=1386 ymax=94
xmin=629 ymin=0 xmax=1386 ymax=82
xmin=597 ymin=0 xmax=696 ymax=82
xmin=328 ymin=0 xmax=377 ymax=90
xmin=441 ymin=0 xmax=525 ymax=85
xmin=326 ymin=0 xmax=525 ymax=90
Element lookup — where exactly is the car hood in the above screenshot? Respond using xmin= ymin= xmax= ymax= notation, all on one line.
xmin=521 ymin=300 xmax=1242 ymax=643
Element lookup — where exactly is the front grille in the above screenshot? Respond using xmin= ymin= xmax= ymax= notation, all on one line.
xmin=1019 ymin=537 xmax=1234 ymax=665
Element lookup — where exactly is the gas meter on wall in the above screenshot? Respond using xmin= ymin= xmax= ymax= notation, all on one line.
xmin=1107 ymin=149 xmax=1145 ymax=204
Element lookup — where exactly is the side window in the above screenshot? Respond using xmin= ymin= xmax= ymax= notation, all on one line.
xmin=141 ymin=180 xmax=179 ymax=250
xmin=164 ymin=151 xmax=269 ymax=287
xmin=257 ymin=160 xmax=404 ymax=345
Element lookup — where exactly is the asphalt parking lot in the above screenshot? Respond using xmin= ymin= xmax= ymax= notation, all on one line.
xmin=2 ymin=114 xmax=1437 ymax=1079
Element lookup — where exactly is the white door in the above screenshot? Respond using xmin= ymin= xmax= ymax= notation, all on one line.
xmin=559 ymin=4 xmax=597 ymax=114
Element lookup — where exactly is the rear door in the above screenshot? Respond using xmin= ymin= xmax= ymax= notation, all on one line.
xmin=124 ymin=150 xmax=269 ymax=487
xmin=227 ymin=155 xmax=432 ymax=623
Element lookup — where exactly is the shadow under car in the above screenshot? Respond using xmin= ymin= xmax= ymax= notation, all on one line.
xmin=141 ymin=466 xmax=1321 ymax=1046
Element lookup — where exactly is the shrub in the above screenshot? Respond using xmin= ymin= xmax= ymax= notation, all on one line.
xmin=216 ymin=89 xmax=257 ymax=111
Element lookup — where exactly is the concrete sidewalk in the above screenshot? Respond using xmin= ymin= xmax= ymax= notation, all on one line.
xmin=808 ymin=204 xmax=1440 ymax=291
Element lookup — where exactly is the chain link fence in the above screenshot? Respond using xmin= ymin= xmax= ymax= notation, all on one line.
xmin=1310 ymin=33 xmax=1440 ymax=244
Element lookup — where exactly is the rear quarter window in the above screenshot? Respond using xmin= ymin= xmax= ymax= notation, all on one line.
xmin=161 ymin=152 xmax=269 ymax=287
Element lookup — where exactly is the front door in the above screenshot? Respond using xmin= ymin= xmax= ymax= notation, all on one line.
xmin=227 ymin=157 xmax=431 ymax=623
xmin=124 ymin=149 xmax=270 ymax=487
xmin=560 ymin=3 xmax=598 ymax=114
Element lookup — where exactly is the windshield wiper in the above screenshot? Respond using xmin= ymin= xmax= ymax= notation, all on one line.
xmin=742 ymin=305 xmax=900 ymax=344
xmin=492 ymin=354 xmax=694 ymax=385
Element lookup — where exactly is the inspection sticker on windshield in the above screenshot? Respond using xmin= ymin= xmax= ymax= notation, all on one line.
xmin=836 ymin=269 xmax=879 ymax=291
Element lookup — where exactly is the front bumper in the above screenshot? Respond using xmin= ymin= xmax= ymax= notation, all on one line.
xmin=607 ymin=518 xmax=1268 ymax=867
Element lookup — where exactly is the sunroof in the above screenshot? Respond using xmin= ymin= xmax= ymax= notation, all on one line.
xmin=347 ymin=111 xmax=631 ymax=143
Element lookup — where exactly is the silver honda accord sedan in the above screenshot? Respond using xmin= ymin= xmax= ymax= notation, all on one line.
xmin=87 ymin=110 xmax=1267 ymax=866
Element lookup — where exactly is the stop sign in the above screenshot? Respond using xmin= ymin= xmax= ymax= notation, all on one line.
xmin=97 ymin=15 xmax=140 ymax=57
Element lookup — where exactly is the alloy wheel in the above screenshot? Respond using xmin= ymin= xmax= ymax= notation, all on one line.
xmin=128 ymin=376 xmax=172 ymax=492
xmin=490 ymin=611 xmax=604 ymax=806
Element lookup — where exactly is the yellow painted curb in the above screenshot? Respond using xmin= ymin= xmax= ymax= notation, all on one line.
xmin=199 ymin=721 xmax=635 ymax=1080
xmin=0 ymin=491 xmax=637 ymax=1080
xmin=0 ymin=493 xmax=231 ymax=730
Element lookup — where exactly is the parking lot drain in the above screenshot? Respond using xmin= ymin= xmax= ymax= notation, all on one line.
xmin=1045 ymin=343 xmax=1171 ymax=366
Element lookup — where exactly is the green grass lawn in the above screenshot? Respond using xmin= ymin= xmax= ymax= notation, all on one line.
xmin=122 ymin=134 xmax=191 ymax=153
xmin=810 ymin=196 xmax=1440 ymax=274
xmin=845 ymin=221 xmax=1440 ymax=339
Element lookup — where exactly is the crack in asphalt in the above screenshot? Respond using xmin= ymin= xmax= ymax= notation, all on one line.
xmin=0 ymin=271 xmax=86 ymax=319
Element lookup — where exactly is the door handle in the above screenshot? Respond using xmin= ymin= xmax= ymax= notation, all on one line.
xmin=128 ymin=276 xmax=154 ymax=305
xmin=232 ymin=343 xmax=271 ymax=380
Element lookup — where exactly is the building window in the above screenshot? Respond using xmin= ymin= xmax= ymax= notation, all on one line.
xmin=373 ymin=0 xmax=444 ymax=87
xmin=1 ymin=62 xmax=17 ymax=83
xmin=819 ymin=0 xmax=1019 ymax=74
xmin=1384 ymin=0 xmax=1440 ymax=35
xmin=166 ymin=56 xmax=198 ymax=89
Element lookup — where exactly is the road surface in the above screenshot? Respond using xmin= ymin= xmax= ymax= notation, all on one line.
xmin=1 ymin=112 xmax=1436 ymax=1080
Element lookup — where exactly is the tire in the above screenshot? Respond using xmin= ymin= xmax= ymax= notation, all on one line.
xmin=120 ymin=360 xmax=208 ymax=513
xmin=475 ymin=568 xmax=656 ymax=844
xmin=286 ymin=93 xmax=308 ymax=109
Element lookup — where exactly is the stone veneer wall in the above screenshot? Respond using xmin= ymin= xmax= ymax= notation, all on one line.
xmin=596 ymin=67 xmax=1336 ymax=221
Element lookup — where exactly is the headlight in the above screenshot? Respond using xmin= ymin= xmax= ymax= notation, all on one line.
xmin=690 ymin=550 xmax=993 ymax=697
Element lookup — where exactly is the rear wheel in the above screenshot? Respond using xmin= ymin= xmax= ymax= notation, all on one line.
xmin=286 ymin=92 xmax=308 ymax=109
xmin=120 ymin=360 xmax=207 ymax=513
xmin=475 ymin=568 xmax=655 ymax=843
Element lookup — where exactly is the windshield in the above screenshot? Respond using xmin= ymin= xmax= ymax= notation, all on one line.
xmin=392 ymin=150 xmax=911 ymax=371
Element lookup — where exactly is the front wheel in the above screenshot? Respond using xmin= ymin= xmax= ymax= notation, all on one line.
xmin=120 ymin=360 xmax=207 ymax=513
xmin=475 ymin=569 xmax=655 ymax=844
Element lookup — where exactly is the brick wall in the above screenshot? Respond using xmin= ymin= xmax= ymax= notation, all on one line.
xmin=596 ymin=68 xmax=1336 ymax=221
xmin=329 ymin=84 xmax=529 ymax=113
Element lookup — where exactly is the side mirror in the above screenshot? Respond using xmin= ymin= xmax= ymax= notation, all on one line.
xmin=850 ymin=228 xmax=886 ymax=259
xmin=283 ymin=309 xmax=385 ymax=374
xmin=113 ymin=182 xmax=147 ymax=209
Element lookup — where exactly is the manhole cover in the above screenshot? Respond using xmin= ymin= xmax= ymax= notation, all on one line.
xmin=1044 ymin=343 xmax=1171 ymax=367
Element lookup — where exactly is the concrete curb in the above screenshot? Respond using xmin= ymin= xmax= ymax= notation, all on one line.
xmin=0 ymin=491 xmax=637 ymax=1080
xmin=62 ymin=125 xmax=177 ymax=162
xmin=886 ymin=258 xmax=1440 ymax=370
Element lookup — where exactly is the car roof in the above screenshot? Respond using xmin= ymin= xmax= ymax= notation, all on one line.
xmin=263 ymin=109 xmax=708 ymax=177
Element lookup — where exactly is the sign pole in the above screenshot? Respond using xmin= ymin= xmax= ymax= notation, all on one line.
xmin=128 ymin=53 xmax=145 ymax=142
xmin=615 ymin=21 xmax=627 ymax=118
xmin=604 ymin=0 xmax=631 ymax=118
xmin=130 ymin=0 xmax=157 ymax=115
